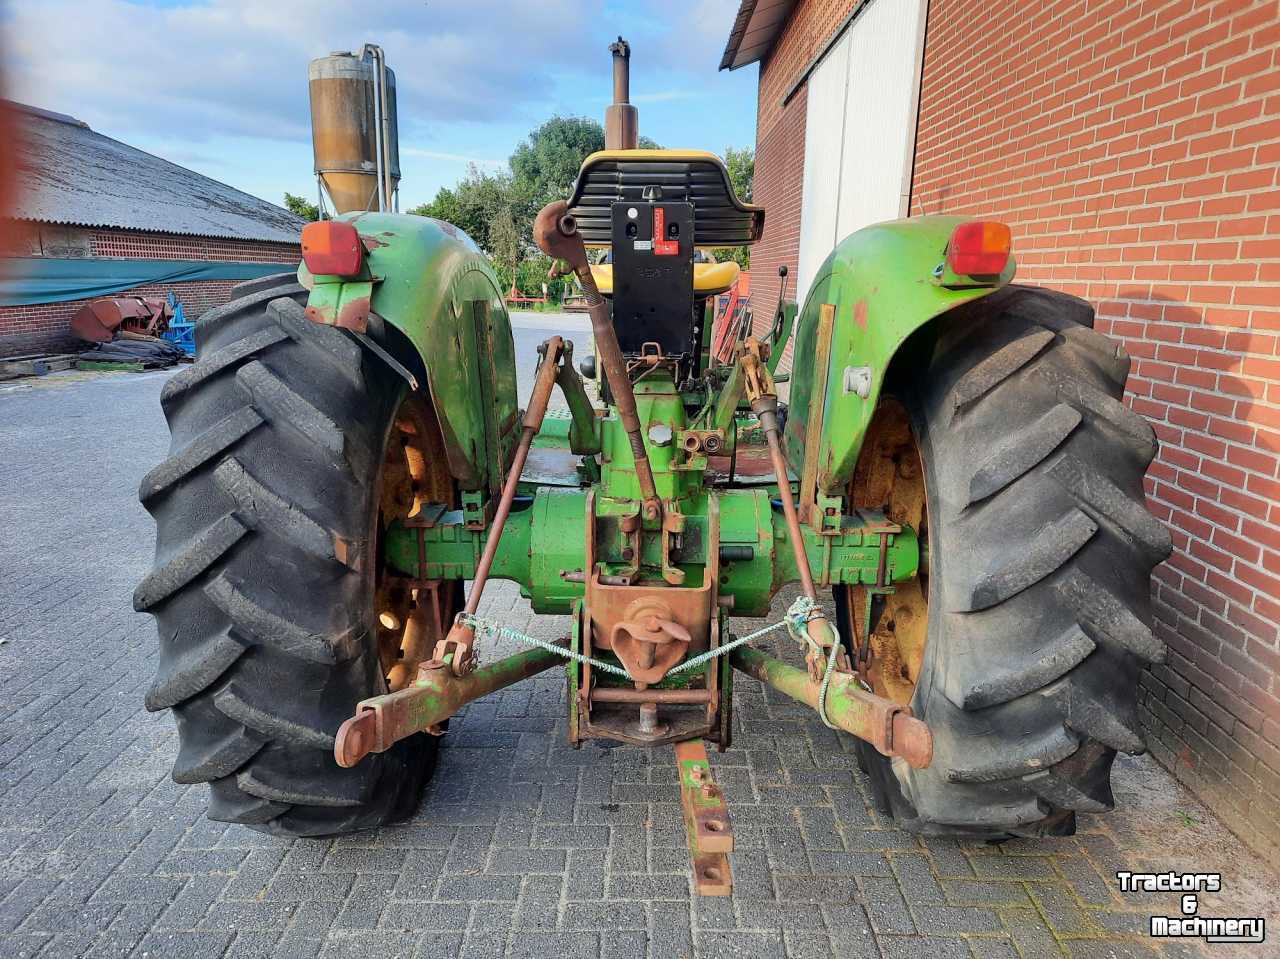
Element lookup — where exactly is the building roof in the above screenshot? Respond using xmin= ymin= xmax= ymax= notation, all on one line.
xmin=719 ymin=0 xmax=797 ymax=70
xmin=7 ymin=101 xmax=305 ymax=244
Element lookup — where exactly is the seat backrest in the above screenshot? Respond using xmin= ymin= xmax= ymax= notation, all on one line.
xmin=567 ymin=150 xmax=764 ymax=249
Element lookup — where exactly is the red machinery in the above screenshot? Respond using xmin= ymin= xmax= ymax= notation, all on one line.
xmin=70 ymin=296 xmax=172 ymax=343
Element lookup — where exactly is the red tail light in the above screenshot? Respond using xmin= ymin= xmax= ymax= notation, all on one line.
xmin=302 ymin=220 xmax=364 ymax=276
xmin=947 ymin=221 xmax=1011 ymax=276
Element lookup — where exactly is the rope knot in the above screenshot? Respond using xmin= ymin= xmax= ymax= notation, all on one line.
xmin=784 ymin=596 xmax=823 ymax=648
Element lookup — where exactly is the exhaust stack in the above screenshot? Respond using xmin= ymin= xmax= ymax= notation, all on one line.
xmin=605 ymin=37 xmax=638 ymax=151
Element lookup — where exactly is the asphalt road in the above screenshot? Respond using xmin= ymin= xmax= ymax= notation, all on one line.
xmin=0 ymin=311 xmax=1274 ymax=958
xmin=508 ymin=311 xmax=594 ymax=405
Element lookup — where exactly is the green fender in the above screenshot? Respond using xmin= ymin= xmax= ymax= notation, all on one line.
xmin=299 ymin=212 xmax=519 ymax=491
xmin=784 ymin=215 xmax=1017 ymax=496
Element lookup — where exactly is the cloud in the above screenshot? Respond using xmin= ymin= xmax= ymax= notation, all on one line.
xmin=612 ymin=0 xmax=741 ymax=74
xmin=4 ymin=0 xmax=606 ymax=144
xmin=400 ymin=147 xmax=506 ymax=170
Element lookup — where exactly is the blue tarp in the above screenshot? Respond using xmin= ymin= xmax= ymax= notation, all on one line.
xmin=0 ymin=256 xmax=297 ymax=306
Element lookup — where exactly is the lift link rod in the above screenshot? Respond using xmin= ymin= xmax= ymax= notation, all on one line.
xmin=730 ymin=646 xmax=934 ymax=769
xmin=741 ymin=340 xmax=826 ymax=639
xmin=335 ymin=645 xmax=566 ymax=768
xmin=737 ymin=339 xmax=934 ymax=770
xmin=334 ymin=339 xmax=572 ymax=767
xmin=432 ymin=336 xmax=566 ymax=676
xmin=534 ymin=200 xmax=663 ymax=521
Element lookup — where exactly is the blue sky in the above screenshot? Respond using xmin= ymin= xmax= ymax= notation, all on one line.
xmin=6 ymin=0 xmax=759 ymax=211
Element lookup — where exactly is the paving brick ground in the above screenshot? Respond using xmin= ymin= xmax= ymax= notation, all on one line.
xmin=1 ymin=336 xmax=1276 ymax=958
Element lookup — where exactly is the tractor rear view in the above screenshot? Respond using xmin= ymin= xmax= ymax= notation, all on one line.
xmin=136 ymin=39 xmax=1169 ymax=883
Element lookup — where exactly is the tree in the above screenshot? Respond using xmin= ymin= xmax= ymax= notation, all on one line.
xmin=712 ymin=146 xmax=755 ymax=269
xmin=407 ymin=165 xmax=515 ymax=254
xmin=723 ymin=146 xmax=754 ymax=203
xmin=406 ymin=116 xmax=663 ymax=260
xmin=488 ymin=207 xmax=521 ymax=292
xmin=510 ymin=116 xmax=604 ymax=214
xmin=508 ymin=116 xmax=661 ymax=228
xmin=283 ymin=192 xmax=319 ymax=221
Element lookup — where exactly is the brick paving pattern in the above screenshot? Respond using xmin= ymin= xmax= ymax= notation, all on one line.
xmin=0 ymin=365 xmax=1274 ymax=958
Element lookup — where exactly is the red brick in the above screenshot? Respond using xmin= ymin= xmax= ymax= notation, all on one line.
xmin=1213 ymin=527 xmax=1264 ymax=564
xmin=2 ymin=228 xmax=299 ymax=355
xmin=759 ymin=0 xmax=1280 ymax=865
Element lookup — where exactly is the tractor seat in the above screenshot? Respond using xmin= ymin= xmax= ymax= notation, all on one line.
xmin=567 ymin=149 xmax=764 ymax=248
xmin=590 ymin=260 xmax=741 ymax=298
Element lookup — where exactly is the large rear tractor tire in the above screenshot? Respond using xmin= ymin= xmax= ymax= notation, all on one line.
xmin=837 ymin=284 xmax=1171 ymax=839
xmin=135 ymin=276 xmax=458 ymax=837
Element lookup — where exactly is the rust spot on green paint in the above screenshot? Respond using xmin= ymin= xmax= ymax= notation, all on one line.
xmin=854 ymin=300 xmax=868 ymax=330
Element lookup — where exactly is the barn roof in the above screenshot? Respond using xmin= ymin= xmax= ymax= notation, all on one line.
xmin=719 ymin=0 xmax=797 ymax=71
xmin=6 ymin=101 xmax=305 ymax=244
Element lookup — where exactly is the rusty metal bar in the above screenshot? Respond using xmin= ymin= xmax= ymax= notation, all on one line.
xmin=468 ymin=336 xmax=562 ymax=613
xmin=758 ymin=403 xmax=818 ymax=599
xmin=730 ymin=645 xmax=933 ymax=769
xmin=590 ymin=687 xmax=712 ymax=704
xmin=432 ymin=337 xmax=565 ymax=671
xmin=676 ymin=740 xmax=733 ymax=895
xmin=335 ymin=642 xmax=565 ymax=768
xmin=742 ymin=342 xmax=848 ymax=672
xmin=534 ymin=200 xmax=662 ymax=521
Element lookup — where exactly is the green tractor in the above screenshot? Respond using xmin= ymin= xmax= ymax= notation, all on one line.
xmin=136 ymin=39 xmax=1169 ymax=879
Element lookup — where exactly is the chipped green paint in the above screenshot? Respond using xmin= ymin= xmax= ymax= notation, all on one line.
xmin=784 ymin=216 xmax=1015 ymax=495
xmin=300 ymin=211 xmax=519 ymax=492
xmin=383 ymin=486 xmax=918 ymax=616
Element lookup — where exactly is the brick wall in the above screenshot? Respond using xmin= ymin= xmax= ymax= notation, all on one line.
xmin=751 ymin=84 xmax=807 ymax=346
xmin=750 ymin=0 xmax=859 ymax=339
xmin=753 ymin=0 xmax=1279 ymax=863
xmin=909 ymin=0 xmax=1280 ymax=863
xmin=0 ymin=226 xmax=300 ymax=357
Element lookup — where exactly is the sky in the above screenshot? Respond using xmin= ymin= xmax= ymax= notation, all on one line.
xmin=4 ymin=0 xmax=760 ymax=211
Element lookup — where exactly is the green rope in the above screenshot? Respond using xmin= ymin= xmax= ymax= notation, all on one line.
xmin=459 ymin=595 xmax=844 ymax=729
xmin=778 ymin=596 xmax=843 ymax=730
xmin=667 ymin=595 xmax=818 ymax=675
xmin=457 ymin=612 xmax=631 ymax=678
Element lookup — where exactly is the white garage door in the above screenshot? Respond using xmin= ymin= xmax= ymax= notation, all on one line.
xmin=796 ymin=0 xmax=930 ymax=303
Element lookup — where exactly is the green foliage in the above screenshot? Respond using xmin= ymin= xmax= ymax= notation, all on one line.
xmin=283 ymin=192 xmax=319 ymax=221
xmin=510 ymin=116 xmax=603 ymax=215
xmin=723 ymin=146 xmax=754 ymax=203
xmin=711 ymin=146 xmax=755 ymax=269
xmin=407 ymin=165 xmax=515 ymax=253
xmin=488 ymin=207 xmax=521 ymax=283
xmin=494 ymin=255 xmax=561 ymax=301
xmin=409 ymin=115 xmax=665 ymax=278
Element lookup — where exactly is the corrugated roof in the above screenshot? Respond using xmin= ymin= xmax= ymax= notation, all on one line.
xmin=719 ymin=0 xmax=797 ymax=71
xmin=6 ymin=100 xmax=305 ymax=244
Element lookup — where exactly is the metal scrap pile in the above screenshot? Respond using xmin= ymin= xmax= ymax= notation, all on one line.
xmin=76 ymin=336 xmax=186 ymax=368
xmin=70 ymin=295 xmax=188 ymax=369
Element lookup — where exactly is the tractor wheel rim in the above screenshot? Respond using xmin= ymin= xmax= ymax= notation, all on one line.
xmin=843 ymin=396 xmax=929 ymax=707
xmin=374 ymin=390 xmax=457 ymax=691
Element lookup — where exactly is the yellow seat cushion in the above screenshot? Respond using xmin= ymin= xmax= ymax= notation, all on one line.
xmin=590 ymin=261 xmax=741 ymax=297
